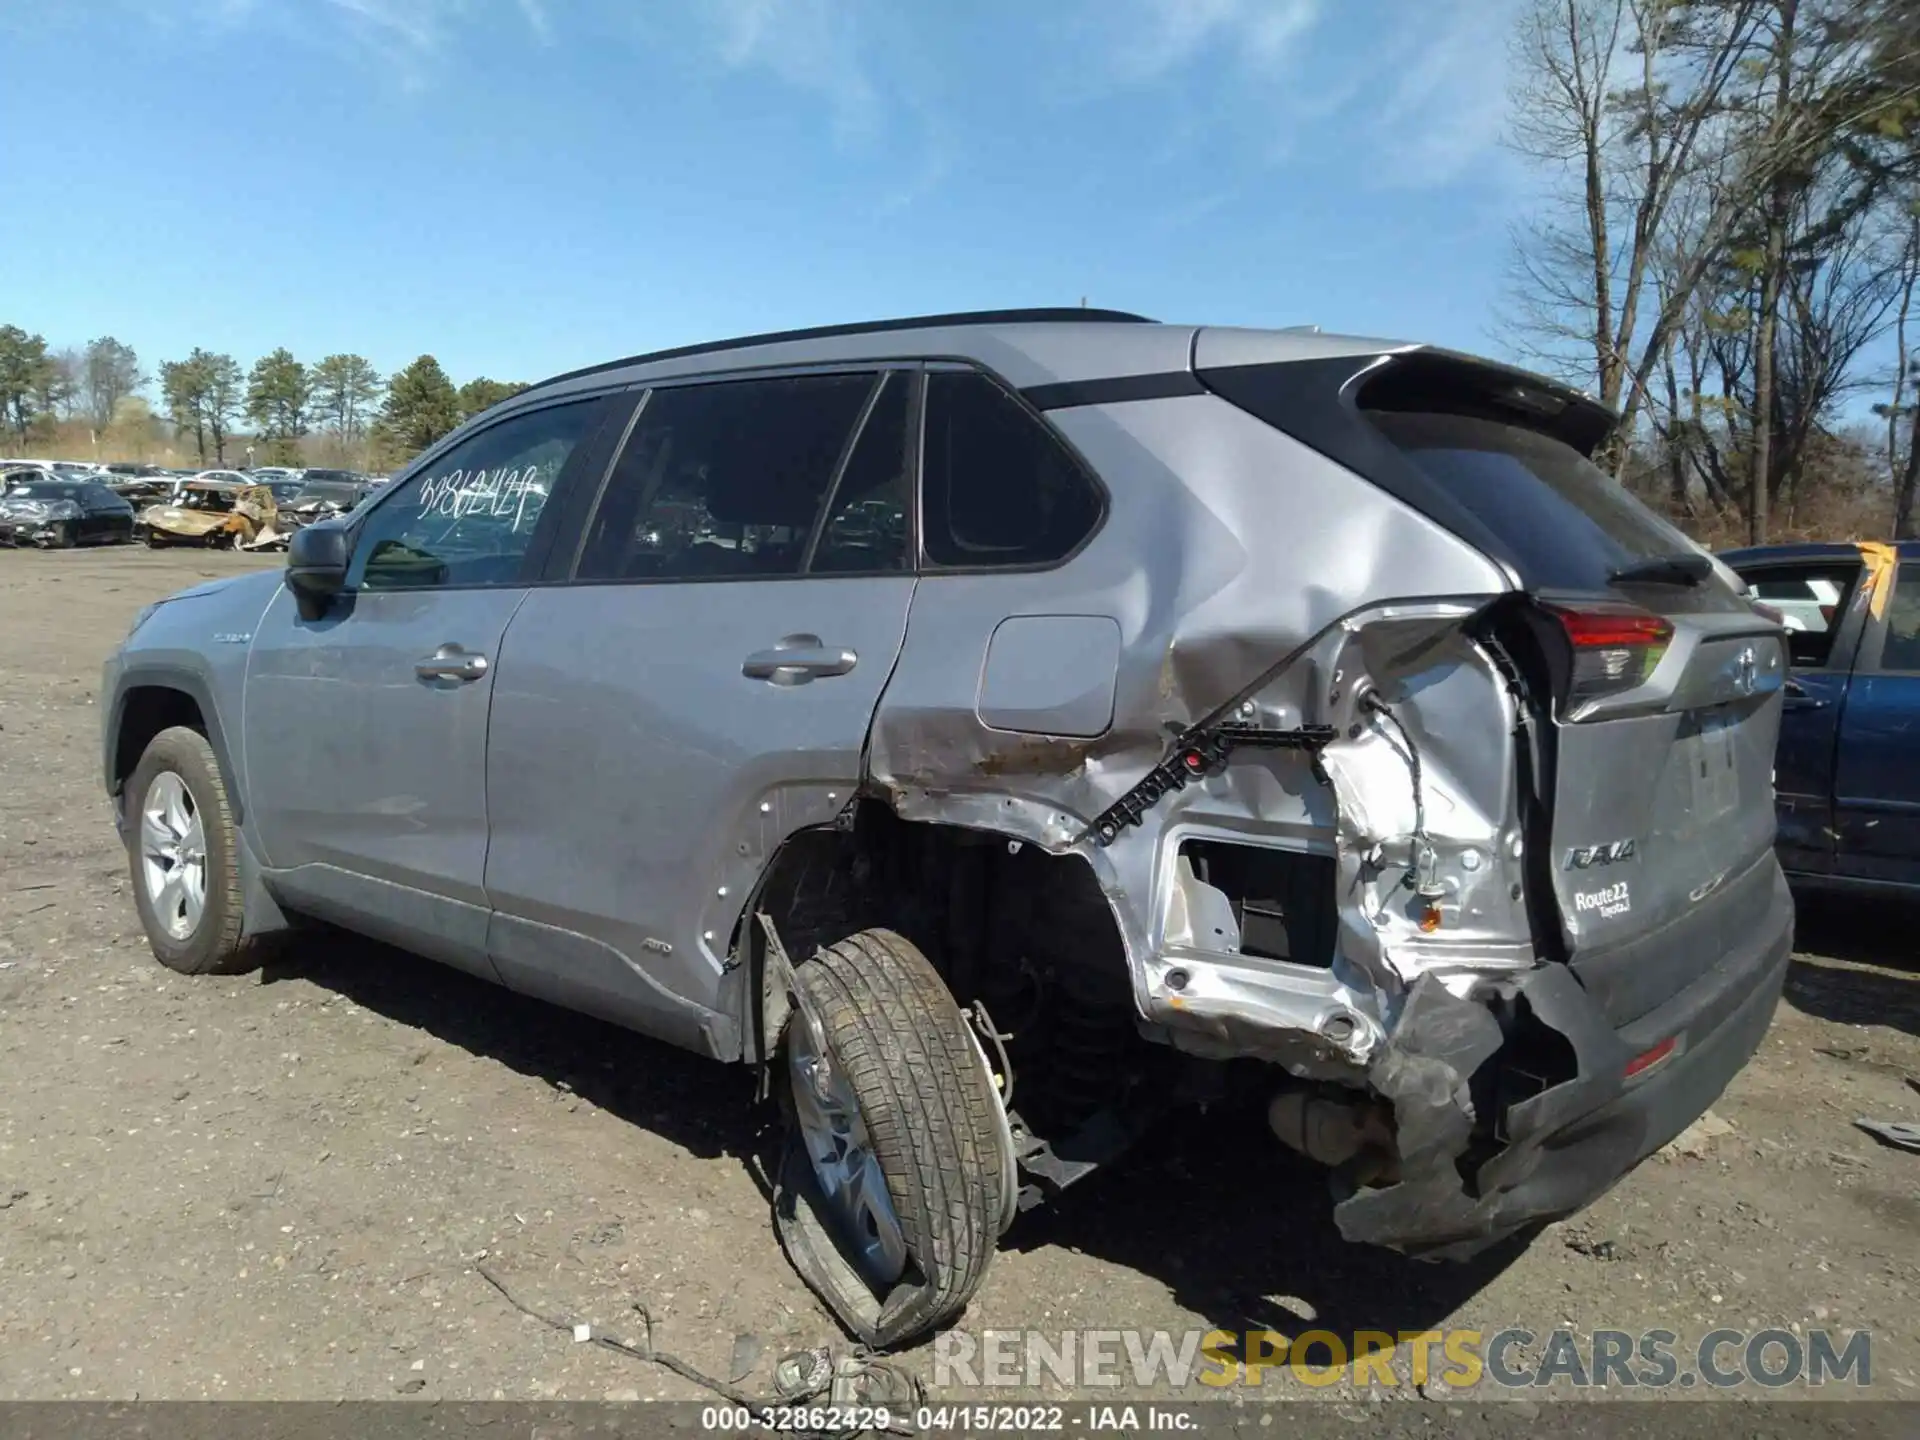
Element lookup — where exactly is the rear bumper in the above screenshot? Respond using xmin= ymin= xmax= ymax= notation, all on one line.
xmin=1334 ymin=857 xmax=1792 ymax=1258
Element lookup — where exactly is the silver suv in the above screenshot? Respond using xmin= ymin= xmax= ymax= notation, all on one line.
xmin=102 ymin=309 xmax=1792 ymax=1346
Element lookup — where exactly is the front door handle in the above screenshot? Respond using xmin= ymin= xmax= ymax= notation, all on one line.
xmin=742 ymin=635 xmax=858 ymax=686
xmin=415 ymin=644 xmax=490 ymax=684
xmin=1783 ymin=679 xmax=1829 ymax=711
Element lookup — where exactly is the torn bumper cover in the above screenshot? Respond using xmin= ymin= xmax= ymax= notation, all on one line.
xmin=1338 ymin=864 xmax=1792 ymax=1258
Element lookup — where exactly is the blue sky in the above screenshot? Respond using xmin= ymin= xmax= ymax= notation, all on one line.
xmin=0 ymin=0 xmax=1528 ymax=391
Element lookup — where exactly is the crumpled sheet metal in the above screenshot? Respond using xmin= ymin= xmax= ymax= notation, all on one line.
xmin=1331 ymin=964 xmax=1640 ymax=1259
xmin=1313 ymin=618 xmax=1536 ymax=994
xmin=864 ymin=395 xmax=1523 ymax=1064
xmin=876 ymin=601 xmax=1528 ymax=1062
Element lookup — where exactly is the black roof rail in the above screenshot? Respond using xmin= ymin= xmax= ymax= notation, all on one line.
xmin=528 ymin=307 xmax=1157 ymax=392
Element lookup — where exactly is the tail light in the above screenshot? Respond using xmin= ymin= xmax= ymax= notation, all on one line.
xmin=1544 ymin=601 xmax=1674 ymax=708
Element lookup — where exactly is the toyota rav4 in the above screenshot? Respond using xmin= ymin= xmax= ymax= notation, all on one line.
xmin=102 ymin=308 xmax=1793 ymax=1347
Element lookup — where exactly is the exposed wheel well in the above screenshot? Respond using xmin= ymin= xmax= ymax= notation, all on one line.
xmin=748 ymin=800 xmax=1173 ymax=1148
xmin=114 ymin=687 xmax=209 ymax=801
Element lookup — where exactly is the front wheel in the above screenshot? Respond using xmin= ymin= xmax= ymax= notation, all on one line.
xmin=48 ymin=521 xmax=76 ymax=549
xmin=777 ymin=928 xmax=1010 ymax=1348
xmin=126 ymin=726 xmax=265 ymax=975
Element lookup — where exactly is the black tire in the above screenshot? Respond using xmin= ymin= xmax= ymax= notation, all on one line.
xmin=780 ymin=928 xmax=1007 ymax=1347
xmin=125 ymin=725 xmax=265 ymax=976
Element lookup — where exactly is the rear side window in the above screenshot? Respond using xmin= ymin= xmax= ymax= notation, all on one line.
xmin=1365 ymin=410 xmax=1698 ymax=594
xmin=576 ymin=372 xmax=876 ymax=582
xmin=1878 ymin=563 xmax=1920 ymax=673
xmin=810 ymin=372 xmax=912 ymax=575
xmin=921 ymin=370 xmax=1102 ymax=569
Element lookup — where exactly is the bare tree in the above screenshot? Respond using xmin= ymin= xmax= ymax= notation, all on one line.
xmin=1503 ymin=0 xmax=1764 ymax=437
xmin=1507 ymin=0 xmax=1920 ymax=543
xmin=49 ymin=347 xmax=85 ymax=422
xmin=82 ymin=337 xmax=143 ymax=434
xmin=1886 ymin=204 xmax=1920 ymax=534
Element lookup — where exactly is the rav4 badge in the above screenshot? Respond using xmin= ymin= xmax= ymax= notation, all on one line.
xmin=1564 ymin=839 xmax=1637 ymax=870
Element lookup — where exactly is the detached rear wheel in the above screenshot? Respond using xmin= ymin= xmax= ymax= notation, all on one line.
xmin=778 ymin=928 xmax=1009 ymax=1348
xmin=126 ymin=726 xmax=262 ymax=975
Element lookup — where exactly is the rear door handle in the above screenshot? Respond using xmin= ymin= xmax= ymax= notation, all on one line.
xmin=742 ymin=635 xmax=858 ymax=686
xmin=415 ymin=643 xmax=490 ymax=683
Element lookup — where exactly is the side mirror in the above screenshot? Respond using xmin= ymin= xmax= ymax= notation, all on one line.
xmin=286 ymin=523 xmax=352 ymax=618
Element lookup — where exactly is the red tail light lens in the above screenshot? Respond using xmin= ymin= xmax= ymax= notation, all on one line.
xmin=1544 ymin=602 xmax=1674 ymax=707
xmin=1624 ymin=1035 xmax=1676 ymax=1078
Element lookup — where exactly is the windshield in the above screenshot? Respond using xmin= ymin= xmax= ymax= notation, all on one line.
xmin=294 ymin=481 xmax=363 ymax=506
xmin=6 ymin=482 xmax=83 ymax=501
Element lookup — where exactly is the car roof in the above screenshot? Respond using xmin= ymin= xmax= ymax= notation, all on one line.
xmin=1719 ymin=540 xmax=1920 ymax=565
xmin=514 ymin=308 xmax=1425 ymax=406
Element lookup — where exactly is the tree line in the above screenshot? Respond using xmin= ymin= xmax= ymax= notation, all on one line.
xmin=0 ymin=326 xmax=525 ymax=471
xmin=1505 ymin=0 xmax=1920 ymax=542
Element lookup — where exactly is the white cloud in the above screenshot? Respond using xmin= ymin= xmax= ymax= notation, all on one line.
xmin=706 ymin=0 xmax=882 ymax=142
xmin=1086 ymin=0 xmax=1523 ymax=193
xmin=516 ymin=0 xmax=552 ymax=44
xmin=1360 ymin=0 xmax=1525 ymax=189
xmin=323 ymin=0 xmax=441 ymax=59
xmin=1104 ymin=0 xmax=1322 ymax=83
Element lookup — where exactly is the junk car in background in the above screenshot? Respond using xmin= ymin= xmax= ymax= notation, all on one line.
xmin=135 ymin=480 xmax=282 ymax=549
xmin=0 ymin=471 xmax=136 ymax=547
xmin=1722 ymin=540 xmax=1920 ymax=896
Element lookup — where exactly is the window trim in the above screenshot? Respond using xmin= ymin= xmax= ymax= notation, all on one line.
xmin=798 ymin=371 xmax=888 ymax=574
xmin=340 ymin=388 xmax=625 ymax=595
xmin=914 ymin=361 xmax=1112 ymax=577
xmin=556 ymin=362 xmax=924 ymax=589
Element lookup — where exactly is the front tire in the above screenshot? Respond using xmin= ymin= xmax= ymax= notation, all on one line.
xmin=778 ymin=928 xmax=1008 ymax=1347
xmin=48 ymin=521 xmax=76 ymax=549
xmin=126 ymin=726 xmax=262 ymax=975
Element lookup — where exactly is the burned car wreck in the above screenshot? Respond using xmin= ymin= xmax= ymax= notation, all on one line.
xmin=136 ymin=481 xmax=283 ymax=549
xmin=100 ymin=312 xmax=1792 ymax=1350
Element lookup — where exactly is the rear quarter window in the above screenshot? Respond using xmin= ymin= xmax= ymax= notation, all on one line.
xmin=921 ymin=370 xmax=1104 ymax=569
xmin=1364 ymin=410 xmax=1700 ymax=595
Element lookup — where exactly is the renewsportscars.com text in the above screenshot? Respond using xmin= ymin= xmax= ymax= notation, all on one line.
xmin=932 ymin=1326 xmax=1873 ymax=1392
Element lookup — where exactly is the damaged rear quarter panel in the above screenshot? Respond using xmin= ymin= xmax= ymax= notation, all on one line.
xmin=866 ymin=390 xmax=1520 ymax=1059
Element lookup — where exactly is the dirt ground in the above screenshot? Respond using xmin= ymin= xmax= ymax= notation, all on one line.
xmin=1 ymin=546 xmax=1917 ymax=1409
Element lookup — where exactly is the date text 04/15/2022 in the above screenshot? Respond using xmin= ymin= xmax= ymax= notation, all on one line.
xmin=915 ymin=1406 xmax=1198 ymax=1431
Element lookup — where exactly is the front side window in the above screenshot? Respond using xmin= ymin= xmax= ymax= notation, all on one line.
xmin=576 ymin=372 xmax=877 ymax=581
xmin=351 ymin=399 xmax=604 ymax=591
xmin=920 ymin=369 xmax=1102 ymax=569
